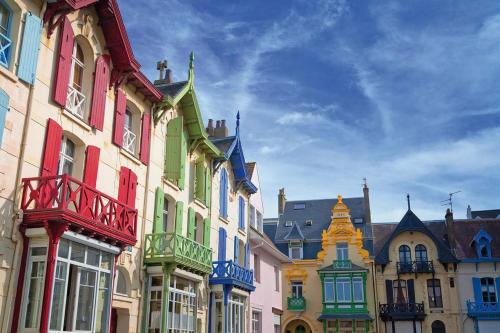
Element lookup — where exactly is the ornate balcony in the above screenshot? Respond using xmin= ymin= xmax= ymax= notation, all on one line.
xmin=0 ymin=31 xmax=12 ymax=67
xmin=144 ymin=232 xmax=212 ymax=275
xmin=288 ymin=296 xmax=306 ymax=311
xmin=397 ymin=260 xmax=434 ymax=274
xmin=467 ymin=301 xmax=500 ymax=318
xmin=21 ymin=174 xmax=137 ymax=246
xmin=333 ymin=260 xmax=352 ymax=269
xmin=210 ymin=260 xmax=255 ymax=292
xmin=379 ymin=302 xmax=426 ymax=321
xmin=65 ymin=85 xmax=86 ymax=119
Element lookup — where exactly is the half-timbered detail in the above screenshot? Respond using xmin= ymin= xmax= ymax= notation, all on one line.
xmin=6 ymin=1 xmax=160 ymax=333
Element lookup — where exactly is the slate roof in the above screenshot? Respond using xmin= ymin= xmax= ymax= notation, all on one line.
xmin=471 ymin=210 xmax=500 ymax=219
xmin=274 ymin=197 xmax=366 ymax=242
xmin=318 ymin=262 xmax=368 ymax=272
xmin=284 ymin=223 xmax=305 ymax=241
xmin=263 ymin=221 xmax=278 ymax=241
xmin=374 ymin=210 xmax=457 ymax=264
xmin=452 ymin=219 xmax=500 ymax=259
xmin=155 ymin=80 xmax=188 ymax=98
xmin=211 ymin=136 xmax=237 ymax=155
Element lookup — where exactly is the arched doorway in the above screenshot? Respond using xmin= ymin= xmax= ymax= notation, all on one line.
xmin=285 ymin=319 xmax=312 ymax=333
xmin=431 ymin=320 xmax=446 ymax=333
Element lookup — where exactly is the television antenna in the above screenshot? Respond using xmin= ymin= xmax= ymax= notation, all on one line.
xmin=440 ymin=190 xmax=461 ymax=212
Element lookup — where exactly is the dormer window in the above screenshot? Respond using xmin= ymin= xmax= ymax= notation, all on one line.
xmin=305 ymin=220 xmax=312 ymax=226
xmin=289 ymin=241 xmax=303 ymax=260
xmin=285 ymin=221 xmax=293 ymax=227
xmin=472 ymin=229 xmax=493 ymax=259
xmin=293 ymin=203 xmax=306 ymax=210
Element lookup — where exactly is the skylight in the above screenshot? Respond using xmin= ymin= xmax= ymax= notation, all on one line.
xmin=293 ymin=203 xmax=306 ymax=210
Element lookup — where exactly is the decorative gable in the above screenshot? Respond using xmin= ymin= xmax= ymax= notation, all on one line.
xmin=471 ymin=229 xmax=493 ymax=258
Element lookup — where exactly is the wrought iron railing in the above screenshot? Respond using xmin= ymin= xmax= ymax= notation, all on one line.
xmin=0 ymin=32 xmax=12 ymax=67
xmin=467 ymin=301 xmax=500 ymax=317
xmin=144 ymin=232 xmax=212 ymax=274
xmin=123 ymin=127 xmax=136 ymax=154
xmin=397 ymin=260 xmax=434 ymax=274
xmin=65 ymin=85 xmax=86 ymax=119
xmin=21 ymin=174 xmax=137 ymax=245
xmin=287 ymin=296 xmax=306 ymax=311
xmin=210 ymin=260 xmax=254 ymax=290
xmin=379 ymin=302 xmax=425 ymax=320
xmin=333 ymin=260 xmax=352 ymax=269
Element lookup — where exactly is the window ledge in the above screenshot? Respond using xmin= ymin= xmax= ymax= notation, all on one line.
xmin=120 ymin=148 xmax=141 ymax=165
xmin=238 ymin=228 xmax=247 ymax=237
xmin=0 ymin=65 xmax=18 ymax=83
xmin=164 ymin=177 xmax=180 ymax=191
xmin=219 ymin=216 xmax=229 ymax=224
xmin=62 ymin=109 xmax=92 ymax=131
xmin=194 ymin=198 xmax=207 ymax=209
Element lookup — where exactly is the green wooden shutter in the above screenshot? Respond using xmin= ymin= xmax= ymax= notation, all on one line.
xmin=0 ymin=89 xmax=8 ymax=146
xmin=187 ymin=207 xmax=195 ymax=240
xmin=178 ymin=128 xmax=187 ymax=190
xmin=17 ymin=13 xmax=42 ymax=84
xmin=165 ymin=117 xmax=183 ymax=182
xmin=205 ymin=165 xmax=211 ymax=207
xmin=175 ymin=201 xmax=184 ymax=235
xmin=203 ymin=218 xmax=211 ymax=247
xmin=153 ymin=187 xmax=164 ymax=233
xmin=195 ymin=156 xmax=206 ymax=200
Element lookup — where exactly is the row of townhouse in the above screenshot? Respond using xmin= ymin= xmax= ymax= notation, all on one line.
xmin=265 ymin=188 xmax=500 ymax=333
xmin=0 ymin=1 xmax=287 ymax=333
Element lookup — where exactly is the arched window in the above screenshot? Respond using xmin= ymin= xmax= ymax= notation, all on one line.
xmin=399 ymin=245 xmax=411 ymax=263
xmin=0 ymin=2 xmax=12 ymax=68
xmin=123 ymin=109 xmax=136 ymax=154
xmin=431 ymin=320 xmax=446 ymax=333
xmin=115 ymin=268 xmax=129 ymax=296
xmin=67 ymin=42 xmax=86 ymax=118
xmin=58 ymin=136 xmax=75 ymax=176
xmin=415 ymin=244 xmax=427 ymax=262
xmin=295 ymin=325 xmax=306 ymax=333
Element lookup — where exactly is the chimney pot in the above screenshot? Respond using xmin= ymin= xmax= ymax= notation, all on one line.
xmin=216 ymin=120 xmax=221 ymax=128
xmin=207 ymin=119 xmax=214 ymax=136
xmin=278 ymin=188 xmax=286 ymax=215
xmin=214 ymin=119 xmax=229 ymax=138
xmin=165 ymin=68 xmax=173 ymax=84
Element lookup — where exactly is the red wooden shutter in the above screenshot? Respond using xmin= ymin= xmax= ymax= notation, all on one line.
xmin=89 ymin=55 xmax=110 ymax=130
xmin=113 ymin=89 xmax=126 ymax=147
xmin=127 ymin=170 xmax=137 ymax=208
xmin=52 ymin=16 xmax=74 ymax=107
xmin=40 ymin=119 xmax=62 ymax=177
xmin=117 ymin=166 xmax=129 ymax=203
xmin=83 ymin=145 xmax=100 ymax=188
xmin=139 ymin=113 xmax=151 ymax=165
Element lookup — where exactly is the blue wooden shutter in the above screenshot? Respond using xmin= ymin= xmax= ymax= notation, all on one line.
xmin=234 ymin=236 xmax=239 ymax=263
xmin=245 ymin=243 xmax=250 ymax=268
xmin=17 ymin=13 xmax=42 ymax=84
xmin=220 ymin=169 xmax=227 ymax=218
xmin=239 ymin=197 xmax=245 ymax=229
xmin=218 ymin=228 xmax=226 ymax=261
xmin=0 ymin=89 xmax=8 ymax=146
xmin=472 ymin=278 xmax=482 ymax=302
xmin=407 ymin=279 xmax=415 ymax=303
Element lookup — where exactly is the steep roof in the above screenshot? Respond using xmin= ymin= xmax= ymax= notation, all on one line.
xmin=284 ymin=223 xmax=305 ymax=241
xmin=374 ymin=210 xmax=457 ymax=264
xmin=274 ymin=197 xmax=365 ymax=242
xmin=471 ymin=209 xmax=500 ymax=219
xmin=452 ymin=219 xmax=500 ymax=259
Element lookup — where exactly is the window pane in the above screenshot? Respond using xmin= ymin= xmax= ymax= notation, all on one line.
xmin=101 ymin=252 xmax=112 ymax=270
xmin=24 ymin=260 xmax=46 ymax=328
xmin=31 ymin=247 xmax=47 ymax=256
xmin=86 ymin=247 xmax=100 ymax=266
xmin=58 ymin=239 xmax=70 ymax=258
xmin=71 ymin=243 xmax=85 ymax=262
xmin=75 ymin=269 xmax=96 ymax=330
xmin=49 ymin=261 xmax=68 ymax=330
xmin=353 ymin=277 xmax=363 ymax=302
xmin=324 ymin=279 xmax=334 ymax=302
xmin=95 ymin=272 xmax=111 ymax=333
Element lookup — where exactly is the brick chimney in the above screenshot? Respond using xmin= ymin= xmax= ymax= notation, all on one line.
xmin=445 ymin=208 xmax=456 ymax=253
xmin=214 ymin=119 xmax=228 ymax=138
xmin=206 ymin=119 xmax=214 ymax=136
xmin=154 ymin=60 xmax=174 ymax=85
xmin=363 ymin=180 xmax=372 ymax=225
xmin=278 ymin=188 xmax=286 ymax=215
xmin=467 ymin=205 xmax=472 ymax=219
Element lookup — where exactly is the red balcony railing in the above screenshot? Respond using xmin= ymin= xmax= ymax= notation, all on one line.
xmin=21 ymin=174 xmax=137 ymax=246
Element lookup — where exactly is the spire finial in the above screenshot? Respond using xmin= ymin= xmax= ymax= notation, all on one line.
xmin=189 ymin=51 xmax=194 ymax=69
xmin=236 ymin=111 xmax=240 ymax=134
xmin=337 ymin=194 xmax=343 ymax=203
xmin=407 ymin=193 xmax=411 ymax=211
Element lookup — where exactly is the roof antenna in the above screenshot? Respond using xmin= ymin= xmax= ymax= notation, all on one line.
xmin=441 ymin=190 xmax=461 ymax=213
xmin=407 ymin=193 xmax=411 ymax=211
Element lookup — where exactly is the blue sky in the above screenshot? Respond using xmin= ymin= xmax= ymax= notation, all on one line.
xmin=120 ymin=0 xmax=500 ymax=222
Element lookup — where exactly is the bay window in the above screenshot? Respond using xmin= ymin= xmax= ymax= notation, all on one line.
xmin=352 ymin=277 xmax=364 ymax=302
xmin=167 ymin=276 xmax=197 ymax=333
xmin=336 ymin=277 xmax=351 ymax=303
xmin=324 ymin=278 xmax=334 ymax=302
xmin=22 ymin=246 xmax=47 ymax=329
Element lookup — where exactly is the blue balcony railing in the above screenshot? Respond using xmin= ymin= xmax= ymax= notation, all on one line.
xmin=210 ymin=260 xmax=255 ymax=292
xmin=0 ymin=32 xmax=12 ymax=68
xmin=467 ymin=301 xmax=500 ymax=318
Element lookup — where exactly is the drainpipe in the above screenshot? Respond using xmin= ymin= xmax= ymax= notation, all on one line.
xmin=2 ymin=4 xmax=47 ymax=331
xmin=371 ymin=261 xmax=379 ymax=333
xmin=136 ymin=102 xmax=155 ymax=333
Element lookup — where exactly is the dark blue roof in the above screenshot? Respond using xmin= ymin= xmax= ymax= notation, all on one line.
xmin=374 ymin=210 xmax=458 ymax=264
xmin=263 ymin=223 xmax=277 ymax=240
xmin=284 ymin=223 xmax=305 ymax=241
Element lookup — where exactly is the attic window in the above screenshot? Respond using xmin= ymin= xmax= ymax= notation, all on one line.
xmin=305 ymin=220 xmax=313 ymax=226
xmin=293 ymin=203 xmax=306 ymax=210
xmin=354 ymin=218 xmax=363 ymax=223
xmin=285 ymin=221 xmax=293 ymax=227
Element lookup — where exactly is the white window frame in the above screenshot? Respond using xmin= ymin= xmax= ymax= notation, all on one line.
xmin=58 ymin=135 xmax=75 ymax=176
xmin=21 ymin=246 xmax=47 ymax=331
xmin=147 ymin=275 xmax=164 ymax=333
xmin=291 ymin=281 xmax=303 ymax=298
xmin=228 ymin=294 xmax=245 ymax=333
xmin=336 ymin=277 xmax=352 ymax=303
xmin=336 ymin=243 xmax=348 ymax=261
xmin=249 ymin=204 xmax=256 ymax=229
xmin=289 ymin=242 xmax=303 ymax=260
xmin=167 ymin=276 xmax=197 ymax=333
xmin=123 ymin=109 xmax=137 ymax=154
xmin=352 ymin=277 xmax=364 ymax=302
xmin=324 ymin=278 xmax=334 ymax=303
xmin=66 ymin=42 xmax=86 ymax=119
xmin=251 ymin=309 xmax=261 ymax=333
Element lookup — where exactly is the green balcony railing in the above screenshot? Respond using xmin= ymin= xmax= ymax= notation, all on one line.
xmin=333 ymin=260 xmax=352 ymax=269
xmin=144 ymin=232 xmax=212 ymax=275
xmin=287 ymin=296 xmax=306 ymax=311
